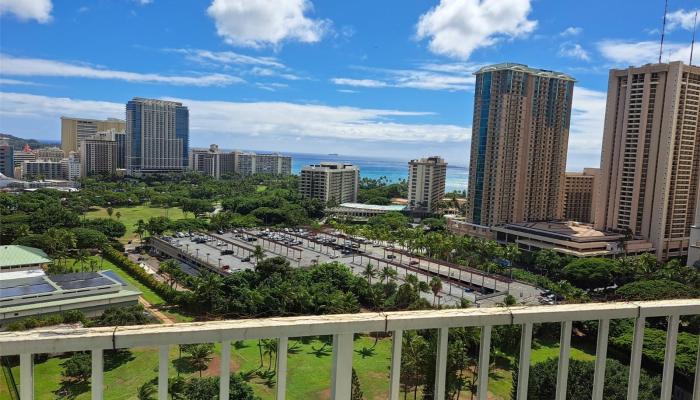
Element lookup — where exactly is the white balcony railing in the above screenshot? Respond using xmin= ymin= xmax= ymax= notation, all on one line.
xmin=1 ymin=299 xmax=699 ymax=400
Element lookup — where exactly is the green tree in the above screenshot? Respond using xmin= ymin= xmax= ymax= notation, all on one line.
xmin=183 ymin=343 xmax=214 ymax=377
xmin=134 ymin=219 xmax=146 ymax=243
xmin=429 ymin=277 xmax=443 ymax=306
xmin=115 ymin=211 xmax=122 ymax=221
xmin=106 ymin=207 xmax=114 ymax=219
xmin=362 ymin=262 xmax=377 ymax=284
xmin=252 ymin=245 xmax=266 ymax=268
xmin=137 ymin=381 xmax=156 ymax=400
xmin=616 ymin=279 xmax=697 ymax=301
xmin=562 ymin=258 xmax=615 ymax=290
xmin=351 ymin=368 xmax=364 ymax=400
xmin=61 ymin=352 xmax=91 ymax=383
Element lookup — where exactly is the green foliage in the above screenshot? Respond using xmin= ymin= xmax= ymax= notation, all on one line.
xmin=168 ymin=374 xmax=259 ymax=400
xmin=6 ymin=310 xmax=86 ymax=331
xmin=616 ymin=279 xmax=697 ymax=301
xmin=562 ymin=258 xmax=616 ymax=290
xmin=71 ymin=227 xmax=109 ymax=249
xmin=518 ymin=358 xmax=660 ymax=400
xmin=82 ymin=218 xmax=127 ymax=239
xmin=351 ymin=368 xmax=364 ymax=400
xmin=92 ymin=305 xmax=153 ymax=327
xmin=367 ymin=212 xmax=408 ymax=231
xmin=61 ymin=352 xmax=92 ymax=382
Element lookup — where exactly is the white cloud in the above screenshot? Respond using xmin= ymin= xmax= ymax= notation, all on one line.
xmin=560 ymin=26 xmax=582 ymax=37
xmin=559 ymin=43 xmax=590 ymax=61
xmin=0 ymin=92 xmax=469 ymax=144
xmin=416 ymin=0 xmax=537 ymax=60
xmin=331 ymin=78 xmax=388 ymax=88
xmin=597 ymin=40 xmax=691 ymax=66
xmin=332 ymin=62 xmax=481 ymax=92
xmin=567 ymin=87 xmax=607 ymax=169
xmin=0 ymin=54 xmax=243 ymax=86
xmin=667 ymin=9 xmax=699 ymax=31
xmin=0 ymin=0 xmax=52 ymax=23
xmin=207 ymin=0 xmax=330 ymax=48
xmin=168 ymin=48 xmax=284 ymax=68
xmin=0 ymin=78 xmax=43 ymax=86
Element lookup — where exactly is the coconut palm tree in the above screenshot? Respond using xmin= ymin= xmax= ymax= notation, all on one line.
xmin=134 ymin=219 xmax=146 ymax=243
xmin=379 ymin=266 xmax=397 ymax=284
xmin=106 ymin=207 xmax=114 ymax=219
xmin=137 ymin=381 xmax=156 ymax=400
xmin=429 ymin=277 xmax=443 ymax=306
xmin=73 ymin=249 xmax=89 ymax=270
xmin=252 ymin=245 xmax=266 ymax=268
xmin=362 ymin=262 xmax=377 ymax=284
xmin=115 ymin=211 xmax=122 ymax=221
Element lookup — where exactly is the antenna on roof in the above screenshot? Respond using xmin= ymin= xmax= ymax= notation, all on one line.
xmin=659 ymin=0 xmax=669 ymax=63
xmin=690 ymin=11 xmax=698 ymax=66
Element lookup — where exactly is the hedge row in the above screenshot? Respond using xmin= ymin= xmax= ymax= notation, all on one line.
xmin=6 ymin=310 xmax=86 ymax=331
xmin=102 ymin=246 xmax=194 ymax=308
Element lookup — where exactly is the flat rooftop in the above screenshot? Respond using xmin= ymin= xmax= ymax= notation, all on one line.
xmin=496 ymin=221 xmax=624 ymax=242
xmin=336 ymin=203 xmax=406 ymax=211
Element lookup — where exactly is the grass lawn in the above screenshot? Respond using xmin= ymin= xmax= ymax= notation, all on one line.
xmin=85 ymin=205 xmax=187 ymax=243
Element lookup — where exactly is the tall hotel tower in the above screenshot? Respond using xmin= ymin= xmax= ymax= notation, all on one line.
xmin=126 ymin=98 xmax=189 ymax=176
xmin=465 ymin=63 xmax=575 ymax=226
xmin=595 ymin=62 xmax=700 ymax=260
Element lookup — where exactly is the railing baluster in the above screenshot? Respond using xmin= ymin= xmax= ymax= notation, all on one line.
xmin=220 ymin=341 xmax=230 ymax=399
xmin=91 ymin=349 xmax=103 ymax=400
xmin=660 ymin=314 xmax=680 ymax=400
xmin=331 ymin=333 xmax=353 ymax=400
xmin=626 ymin=316 xmax=646 ymax=400
xmin=693 ymin=332 xmax=700 ymax=400
xmin=276 ymin=337 xmax=288 ymax=400
xmin=434 ymin=327 xmax=449 ymax=400
xmin=516 ymin=322 xmax=533 ymax=400
xmin=592 ymin=318 xmax=610 ymax=400
xmin=158 ymin=345 xmax=169 ymax=400
xmin=555 ymin=320 xmax=572 ymax=400
xmin=477 ymin=325 xmax=492 ymax=400
xmin=389 ymin=330 xmax=403 ymax=400
xmin=19 ymin=353 xmax=32 ymax=400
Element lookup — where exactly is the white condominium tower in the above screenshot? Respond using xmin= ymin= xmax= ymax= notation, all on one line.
xmin=299 ymin=162 xmax=359 ymax=203
xmin=126 ymin=98 xmax=189 ymax=176
xmin=408 ymin=156 xmax=447 ymax=213
xmin=595 ymin=62 xmax=700 ymax=260
xmin=465 ymin=63 xmax=575 ymax=227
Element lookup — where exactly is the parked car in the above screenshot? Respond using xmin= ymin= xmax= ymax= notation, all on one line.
xmin=241 ymin=256 xmax=251 ymax=262
xmin=387 ymin=254 xmax=396 ymax=259
xmin=409 ymin=260 xmax=419 ymax=265
xmin=221 ymin=249 xmax=234 ymax=255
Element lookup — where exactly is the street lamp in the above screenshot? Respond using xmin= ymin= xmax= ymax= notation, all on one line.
xmin=206 ymin=253 xmax=210 ymax=264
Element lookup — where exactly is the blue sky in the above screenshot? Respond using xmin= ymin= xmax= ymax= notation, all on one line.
xmin=0 ymin=0 xmax=699 ymax=168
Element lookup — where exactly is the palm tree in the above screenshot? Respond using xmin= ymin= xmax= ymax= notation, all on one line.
xmin=158 ymin=259 xmax=179 ymax=288
xmin=73 ymin=249 xmax=89 ymax=270
xmin=362 ymin=262 xmax=377 ymax=284
xmin=106 ymin=207 xmax=114 ymax=219
xmin=379 ymin=266 xmax=397 ymax=284
xmin=429 ymin=277 xmax=443 ymax=306
xmin=137 ymin=381 xmax=156 ymax=400
xmin=186 ymin=344 xmax=214 ymax=377
xmin=134 ymin=219 xmax=146 ymax=243
xmin=115 ymin=211 xmax=122 ymax=221
xmin=252 ymin=245 xmax=266 ymax=268
xmin=194 ymin=273 xmax=223 ymax=312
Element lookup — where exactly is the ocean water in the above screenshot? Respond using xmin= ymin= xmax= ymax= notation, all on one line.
xmin=287 ymin=152 xmax=468 ymax=193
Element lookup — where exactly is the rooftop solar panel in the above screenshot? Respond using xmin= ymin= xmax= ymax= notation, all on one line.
xmin=56 ymin=277 xmax=115 ymax=290
xmin=0 ymin=283 xmax=55 ymax=298
xmin=49 ymin=272 xmax=102 ymax=283
xmin=101 ymin=270 xmax=127 ymax=286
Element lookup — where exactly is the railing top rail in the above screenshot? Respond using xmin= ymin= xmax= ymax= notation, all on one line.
xmin=1 ymin=299 xmax=698 ymax=355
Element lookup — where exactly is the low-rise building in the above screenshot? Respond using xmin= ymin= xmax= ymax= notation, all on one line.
xmin=326 ymin=203 xmax=407 ymax=221
xmin=0 ymin=245 xmax=51 ymax=272
xmin=493 ymin=221 xmax=654 ymax=258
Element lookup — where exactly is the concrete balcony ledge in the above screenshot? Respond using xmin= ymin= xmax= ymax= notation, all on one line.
xmin=2 ymin=299 xmax=699 ymax=400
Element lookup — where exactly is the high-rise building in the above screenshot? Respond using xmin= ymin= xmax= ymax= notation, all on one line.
xmin=35 ymin=147 xmax=64 ymax=161
xmin=299 ymin=162 xmax=359 ymax=203
xmin=126 ymin=98 xmax=189 ymax=176
xmin=61 ymin=117 xmax=125 ymax=154
xmin=190 ymin=145 xmax=222 ymax=179
xmin=465 ymin=63 xmax=575 ymax=227
xmin=0 ymin=138 xmax=13 ymax=178
xmin=189 ymin=146 xmax=292 ymax=179
xmin=13 ymin=145 xmax=36 ymax=167
xmin=115 ymin=131 xmax=126 ymax=170
xmin=595 ymin=61 xmax=700 ymax=260
xmin=81 ymin=132 xmax=118 ymax=177
xmin=63 ymin=152 xmax=81 ymax=181
xmin=563 ymin=168 xmax=599 ymax=224
xmin=407 ymin=156 xmax=447 ymax=213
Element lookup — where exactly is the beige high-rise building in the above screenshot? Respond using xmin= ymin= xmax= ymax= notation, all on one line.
xmin=563 ymin=168 xmax=599 ymax=223
xmin=408 ymin=156 xmax=447 ymax=213
xmin=299 ymin=162 xmax=359 ymax=204
xmin=465 ymin=63 xmax=575 ymax=227
xmin=80 ymin=131 xmax=118 ymax=177
xmin=595 ymin=61 xmax=700 ymax=260
xmin=61 ymin=117 xmax=125 ymax=154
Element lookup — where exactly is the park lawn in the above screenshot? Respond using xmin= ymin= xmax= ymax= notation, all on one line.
xmin=85 ymin=205 xmax=187 ymax=243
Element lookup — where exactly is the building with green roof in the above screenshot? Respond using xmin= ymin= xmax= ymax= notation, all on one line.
xmin=0 ymin=245 xmax=51 ymax=271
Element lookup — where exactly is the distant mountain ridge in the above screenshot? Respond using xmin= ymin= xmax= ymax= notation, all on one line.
xmin=0 ymin=134 xmax=59 ymax=150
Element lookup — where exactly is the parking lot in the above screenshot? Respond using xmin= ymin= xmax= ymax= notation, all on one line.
xmin=155 ymin=228 xmax=543 ymax=306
